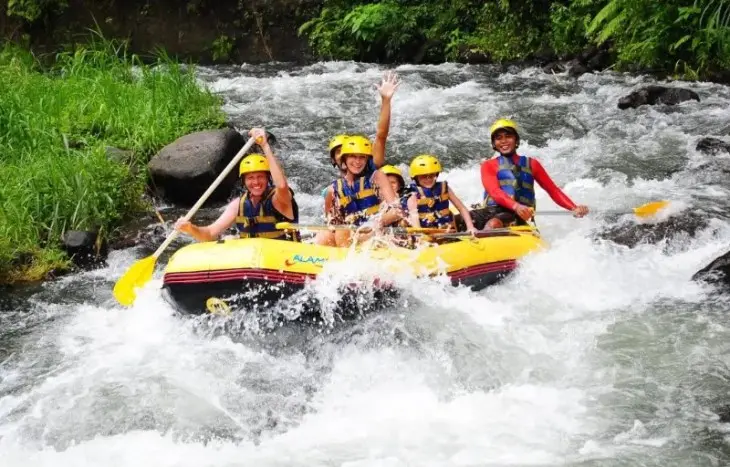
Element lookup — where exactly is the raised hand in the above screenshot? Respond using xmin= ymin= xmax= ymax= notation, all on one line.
xmin=249 ymin=127 xmax=268 ymax=147
xmin=375 ymin=70 xmax=400 ymax=100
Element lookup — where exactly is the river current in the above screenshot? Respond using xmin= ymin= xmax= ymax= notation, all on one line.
xmin=2 ymin=61 xmax=730 ymax=466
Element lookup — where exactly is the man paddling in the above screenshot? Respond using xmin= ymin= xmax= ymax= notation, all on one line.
xmin=174 ymin=128 xmax=299 ymax=241
xmin=479 ymin=119 xmax=589 ymax=229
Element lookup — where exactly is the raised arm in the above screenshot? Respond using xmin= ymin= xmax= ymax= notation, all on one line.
xmin=372 ymin=71 xmax=400 ymax=168
xmin=175 ymin=199 xmax=239 ymax=242
xmin=250 ymin=128 xmax=294 ymax=219
xmin=530 ymin=158 xmax=576 ymax=211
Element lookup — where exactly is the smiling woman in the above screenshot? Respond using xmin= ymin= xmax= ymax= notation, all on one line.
xmin=0 ymin=39 xmax=226 ymax=283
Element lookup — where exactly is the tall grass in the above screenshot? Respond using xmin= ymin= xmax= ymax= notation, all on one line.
xmin=0 ymin=38 xmax=226 ymax=282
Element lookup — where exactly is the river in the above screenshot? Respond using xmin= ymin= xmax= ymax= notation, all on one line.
xmin=2 ymin=61 xmax=730 ymax=466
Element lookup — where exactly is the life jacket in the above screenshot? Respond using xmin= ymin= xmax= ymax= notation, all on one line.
xmin=482 ymin=155 xmax=536 ymax=208
xmin=235 ymin=188 xmax=300 ymax=241
xmin=332 ymin=175 xmax=381 ymax=226
xmin=410 ymin=181 xmax=453 ymax=228
xmin=398 ymin=185 xmax=414 ymax=211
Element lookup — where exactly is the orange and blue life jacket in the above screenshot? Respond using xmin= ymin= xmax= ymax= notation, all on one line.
xmin=482 ymin=155 xmax=536 ymax=209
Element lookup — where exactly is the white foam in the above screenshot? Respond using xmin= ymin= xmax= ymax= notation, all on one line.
xmin=3 ymin=62 xmax=730 ymax=466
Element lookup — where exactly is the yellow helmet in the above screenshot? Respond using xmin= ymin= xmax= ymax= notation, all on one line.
xmin=328 ymin=134 xmax=349 ymax=166
xmin=381 ymin=164 xmax=405 ymax=187
xmin=409 ymin=154 xmax=442 ymax=178
xmin=239 ymin=154 xmax=270 ymax=176
xmin=489 ymin=118 xmax=520 ymax=149
xmin=381 ymin=164 xmax=403 ymax=178
xmin=337 ymin=135 xmax=372 ymax=163
xmin=329 ymin=134 xmax=349 ymax=152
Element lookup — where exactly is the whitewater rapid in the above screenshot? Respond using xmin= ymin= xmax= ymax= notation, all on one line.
xmin=2 ymin=61 xmax=730 ymax=466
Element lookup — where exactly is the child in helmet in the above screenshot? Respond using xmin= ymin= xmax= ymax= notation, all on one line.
xmin=380 ymin=164 xmax=408 ymax=200
xmin=175 ymin=128 xmax=299 ymax=241
xmin=406 ymin=155 xmax=476 ymax=233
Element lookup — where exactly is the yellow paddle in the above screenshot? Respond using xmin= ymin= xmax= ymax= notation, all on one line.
xmin=113 ymin=136 xmax=258 ymax=306
xmin=631 ymin=200 xmax=671 ymax=217
xmin=535 ymin=200 xmax=670 ymax=218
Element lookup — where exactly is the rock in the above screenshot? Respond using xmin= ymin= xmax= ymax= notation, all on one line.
xmin=596 ymin=213 xmax=708 ymax=249
xmin=148 ymin=128 xmax=245 ymax=206
xmin=533 ymin=47 xmax=557 ymax=66
xmin=693 ymin=250 xmax=730 ymax=286
xmin=716 ymin=405 xmax=730 ymax=423
xmin=618 ymin=85 xmax=700 ymax=110
xmin=586 ymin=50 xmax=611 ymax=71
xmin=541 ymin=43 xmax=611 ymax=77
xmin=542 ymin=61 xmax=566 ymax=74
xmin=696 ymin=137 xmax=730 ymax=155
xmin=457 ymin=45 xmax=490 ymax=64
xmin=567 ymin=62 xmax=589 ymax=78
xmin=61 ymin=230 xmax=108 ymax=269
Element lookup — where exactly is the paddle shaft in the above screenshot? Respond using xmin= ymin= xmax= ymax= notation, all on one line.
xmin=152 ymin=136 xmax=257 ymax=259
xmin=431 ymin=226 xmax=537 ymax=239
xmin=275 ymin=222 xmax=448 ymax=235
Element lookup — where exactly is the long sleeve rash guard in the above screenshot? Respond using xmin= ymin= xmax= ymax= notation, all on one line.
xmin=480 ymin=155 xmax=576 ymax=211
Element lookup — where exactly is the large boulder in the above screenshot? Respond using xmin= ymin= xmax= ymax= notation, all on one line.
xmin=595 ymin=212 xmax=709 ymax=249
xmin=541 ymin=43 xmax=612 ymax=77
xmin=693 ymin=251 xmax=730 ymax=286
xmin=697 ymin=137 xmax=730 ymax=155
xmin=618 ymin=85 xmax=700 ymax=110
xmin=61 ymin=230 xmax=108 ymax=269
xmin=148 ymin=129 xmax=246 ymax=206
xmin=689 ymin=138 xmax=730 ymax=183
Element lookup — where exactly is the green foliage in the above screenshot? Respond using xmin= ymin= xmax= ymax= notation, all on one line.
xmin=211 ymin=35 xmax=234 ymax=62
xmin=7 ymin=0 xmax=68 ymax=22
xmin=300 ymin=0 xmax=730 ymax=78
xmin=584 ymin=0 xmax=730 ymax=75
xmin=549 ymin=1 xmax=593 ymax=57
xmin=0 ymin=38 xmax=226 ymax=281
xmin=461 ymin=2 xmax=549 ymax=62
xmin=299 ymin=0 xmax=550 ymax=62
xmin=300 ymin=1 xmax=425 ymax=61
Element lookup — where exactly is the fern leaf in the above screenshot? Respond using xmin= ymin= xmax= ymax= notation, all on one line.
xmin=700 ymin=0 xmax=718 ymax=28
xmin=596 ymin=11 xmax=626 ymax=43
xmin=721 ymin=2 xmax=730 ymax=28
xmin=587 ymin=0 xmax=621 ymax=35
xmin=670 ymin=34 xmax=692 ymax=51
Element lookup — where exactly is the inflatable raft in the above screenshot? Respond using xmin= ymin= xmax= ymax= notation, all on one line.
xmin=161 ymin=227 xmax=545 ymax=315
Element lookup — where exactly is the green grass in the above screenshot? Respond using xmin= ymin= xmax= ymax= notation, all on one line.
xmin=0 ymin=38 xmax=226 ymax=282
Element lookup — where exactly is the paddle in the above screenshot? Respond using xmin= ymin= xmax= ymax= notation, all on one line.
xmin=534 ymin=200 xmax=670 ymax=219
xmin=113 ymin=135 xmax=259 ymax=306
xmin=430 ymin=226 xmax=538 ymax=239
xmin=274 ymin=222 xmax=449 ymax=236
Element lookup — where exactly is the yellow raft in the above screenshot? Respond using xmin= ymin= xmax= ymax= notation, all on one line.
xmin=161 ymin=226 xmax=545 ymax=315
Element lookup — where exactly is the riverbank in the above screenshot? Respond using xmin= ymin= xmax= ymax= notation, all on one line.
xmin=0 ymin=39 xmax=226 ymax=283
xmin=2 ymin=0 xmax=728 ymax=82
